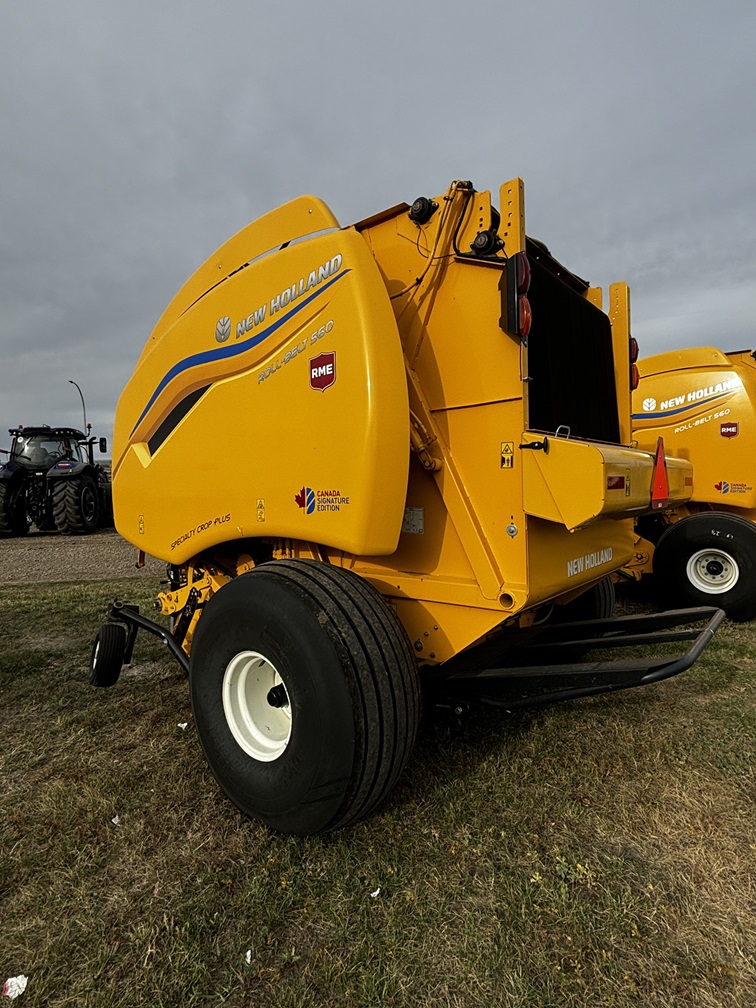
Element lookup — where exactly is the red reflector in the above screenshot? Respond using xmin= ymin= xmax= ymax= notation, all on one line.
xmin=516 ymin=252 xmax=531 ymax=294
xmin=651 ymin=437 xmax=670 ymax=509
xmin=607 ymin=475 xmax=626 ymax=490
xmin=629 ymin=336 xmax=639 ymax=363
xmin=519 ymin=295 xmax=532 ymax=337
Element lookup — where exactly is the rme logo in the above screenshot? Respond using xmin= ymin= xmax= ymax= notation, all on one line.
xmin=310 ymin=351 xmax=336 ymax=392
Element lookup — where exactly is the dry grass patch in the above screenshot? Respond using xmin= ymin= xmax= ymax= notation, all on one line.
xmin=1 ymin=581 xmax=755 ymax=1006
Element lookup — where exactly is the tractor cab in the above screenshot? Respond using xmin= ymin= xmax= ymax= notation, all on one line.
xmin=11 ymin=430 xmax=87 ymax=469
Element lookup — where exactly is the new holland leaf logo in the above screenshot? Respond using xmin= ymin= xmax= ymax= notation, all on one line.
xmin=215 ymin=316 xmax=231 ymax=343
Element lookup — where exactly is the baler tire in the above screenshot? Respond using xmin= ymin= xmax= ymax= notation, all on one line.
xmin=653 ymin=513 xmax=756 ymax=621
xmin=90 ymin=623 xmax=127 ymax=687
xmin=0 ymin=481 xmax=29 ymax=538
xmin=553 ymin=576 xmax=615 ymax=623
xmin=189 ymin=559 xmax=420 ymax=836
xmin=53 ymin=476 xmax=99 ymax=534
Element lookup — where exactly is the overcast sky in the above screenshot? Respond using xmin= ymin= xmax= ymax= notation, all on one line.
xmin=2 ymin=1 xmax=755 ymax=450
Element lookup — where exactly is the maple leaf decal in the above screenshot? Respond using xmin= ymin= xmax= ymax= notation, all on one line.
xmin=295 ymin=486 xmax=306 ymax=509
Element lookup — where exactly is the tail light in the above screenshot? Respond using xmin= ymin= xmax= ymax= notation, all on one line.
xmin=501 ymin=251 xmax=532 ymax=339
xmin=629 ymin=335 xmax=640 ymax=390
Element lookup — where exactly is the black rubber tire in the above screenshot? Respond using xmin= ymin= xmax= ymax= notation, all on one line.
xmin=96 ymin=471 xmax=114 ymax=528
xmin=553 ymin=576 xmax=615 ymax=623
xmin=0 ymin=481 xmax=29 ymax=537
xmin=90 ymin=623 xmax=127 ymax=687
xmin=653 ymin=512 xmax=756 ymax=621
xmin=189 ymin=559 xmax=420 ymax=836
xmin=53 ymin=476 xmax=99 ymax=534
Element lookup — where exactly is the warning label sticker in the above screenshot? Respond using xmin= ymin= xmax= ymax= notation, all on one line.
xmin=500 ymin=442 xmax=514 ymax=469
xmin=402 ymin=507 xmax=424 ymax=534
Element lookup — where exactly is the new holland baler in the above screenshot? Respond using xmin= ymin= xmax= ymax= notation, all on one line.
xmin=91 ymin=178 xmax=723 ymax=835
xmin=627 ymin=346 xmax=756 ymax=619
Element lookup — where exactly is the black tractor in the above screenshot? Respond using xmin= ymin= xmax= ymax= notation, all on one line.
xmin=0 ymin=426 xmax=112 ymax=537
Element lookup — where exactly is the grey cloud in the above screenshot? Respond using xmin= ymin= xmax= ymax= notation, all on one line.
xmin=2 ymin=0 xmax=755 ymax=445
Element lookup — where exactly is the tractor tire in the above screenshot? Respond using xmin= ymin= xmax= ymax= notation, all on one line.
xmin=653 ymin=513 xmax=756 ymax=621
xmin=52 ymin=476 xmax=99 ymax=534
xmin=96 ymin=471 xmax=114 ymax=528
xmin=553 ymin=576 xmax=615 ymax=623
xmin=90 ymin=623 xmax=127 ymax=687
xmin=0 ymin=481 xmax=29 ymax=537
xmin=189 ymin=559 xmax=420 ymax=836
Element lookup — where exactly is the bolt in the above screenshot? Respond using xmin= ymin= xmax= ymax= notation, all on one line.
xmin=414 ymin=640 xmax=423 ymax=652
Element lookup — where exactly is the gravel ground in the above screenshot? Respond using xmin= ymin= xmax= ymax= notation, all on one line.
xmin=0 ymin=529 xmax=165 ymax=585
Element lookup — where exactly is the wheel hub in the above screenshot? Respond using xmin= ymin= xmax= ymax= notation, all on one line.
xmin=266 ymin=683 xmax=289 ymax=708
xmin=686 ymin=548 xmax=739 ymax=594
xmin=222 ymin=651 xmax=292 ymax=761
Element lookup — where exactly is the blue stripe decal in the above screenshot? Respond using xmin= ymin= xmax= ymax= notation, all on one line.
xmin=131 ymin=268 xmax=350 ymax=437
xmin=632 ymin=390 xmax=731 ymax=421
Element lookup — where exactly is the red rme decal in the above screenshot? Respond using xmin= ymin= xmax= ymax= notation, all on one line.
xmin=310 ymin=351 xmax=336 ymax=391
xmin=721 ymin=422 xmax=739 ymax=438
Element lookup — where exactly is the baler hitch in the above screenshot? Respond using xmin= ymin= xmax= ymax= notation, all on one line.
xmin=106 ymin=600 xmax=189 ymax=673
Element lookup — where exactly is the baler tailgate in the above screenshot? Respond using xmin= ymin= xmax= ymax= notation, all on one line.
xmin=443 ymin=606 xmax=725 ymax=708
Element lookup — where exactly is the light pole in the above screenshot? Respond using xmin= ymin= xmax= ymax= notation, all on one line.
xmin=68 ymin=380 xmax=89 ymax=433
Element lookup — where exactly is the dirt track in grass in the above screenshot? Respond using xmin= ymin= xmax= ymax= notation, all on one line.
xmin=0 ymin=528 xmax=164 ymax=585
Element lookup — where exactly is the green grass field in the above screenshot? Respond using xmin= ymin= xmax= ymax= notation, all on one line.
xmin=1 ymin=577 xmax=754 ymax=1007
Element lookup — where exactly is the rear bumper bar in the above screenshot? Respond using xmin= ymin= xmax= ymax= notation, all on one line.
xmin=440 ymin=606 xmax=725 ymax=709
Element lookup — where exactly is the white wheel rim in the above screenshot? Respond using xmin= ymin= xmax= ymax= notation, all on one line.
xmin=222 ymin=650 xmax=292 ymax=761
xmin=686 ymin=548 xmax=739 ymax=594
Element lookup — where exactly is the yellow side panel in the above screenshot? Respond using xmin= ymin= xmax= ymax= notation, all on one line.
xmin=527 ymin=517 xmax=635 ymax=603
xmin=410 ymin=259 xmax=524 ymax=411
xmin=113 ymin=228 xmax=409 ymax=562
xmin=428 ymin=400 xmax=528 ymax=601
xmin=520 ymin=435 xmax=693 ymax=531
